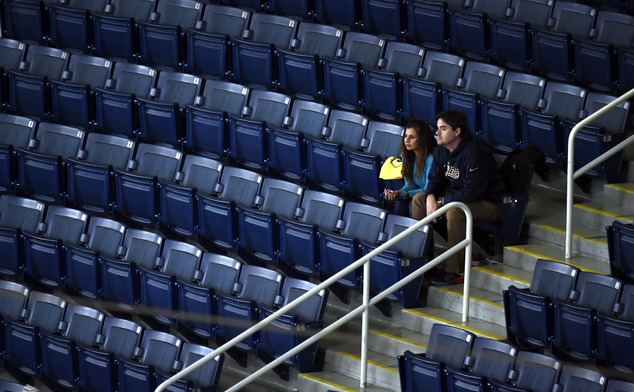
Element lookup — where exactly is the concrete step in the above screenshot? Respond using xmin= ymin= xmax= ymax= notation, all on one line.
xmin=368 ymin=327 xmax=427 ymax=358
xmin=470 ymin=263 xmax=532 ymax=293
xmin=425 ymin=283 xmax=506 ymax=327
xmin=573 ymin=201 xmax=634 ymax=229
xmin=527 ymin=222 xmax=608 ymax=262
xmin=297 ymin=370 xmax=394 ymax=392
xmin=604 ymin=182 xmax=634 ymax=207
xmin=323 ymin=343 xmax=400 ymax=391
xmin=400 ymin=306 xmax=507 ymax=340
xmin=503 ymin=243 xmax=610 ymax=275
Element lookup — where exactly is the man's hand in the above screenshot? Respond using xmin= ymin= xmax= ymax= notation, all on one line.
xmin=426 ymin=194 xmax=439 ymax=219
xmin=384 ymin=189 xmax=402 ymax=201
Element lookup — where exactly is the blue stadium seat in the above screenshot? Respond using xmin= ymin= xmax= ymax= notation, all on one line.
xmin=360 ymin=0 xmax=405 ymax=39
xmin=503 ymin=258 xmax=580 ymax=349
xmin=596 ymin=284 xmax=634 ymax=372
xmin=155 ymin=342 xmax=225 ymax=392
xmin=92 ymin=0 xmax=155 ymax=61
xmin=184 ymin=4 xmax=250 ymax=78
xmin=184 ymin=79 xmax=249 ymax=159
xmin=94 ymin=62 xmax=158 ymax=138
xmin=48 ymin=0 xmax=109 ymax=53
xmin=401 ymin=50 xmax=466 ymax=127
xmin=322 ymin=31 xmax=386 ymax=111
xmin=218 ymin=0 xmax=264 ymax=12
xmin=306 ymin=109 xmax=369 ymax=192
xmin=114 ymin=143 xmax=183 ymax=225
xmin=49 ymin=53 xmax=113 ymax=128
xmin=17 ymin=122 xmax=86 ymax=202
xmin=66 ymin=132 xmax=136 ymax=213
xmin=268 ymin=99 xmax=331 ymax=181
xmin=318 ymin=202 xmax=388 ymax=289
xmin=443 ymin=60 xmax=506 ymax=137
xmin=39 ymin=304 xmax=105 ymax=389
xmin=159 ymin=154 xmax=223 ymax=236
xmin=362 ymin=41 xmax=425 ymax=121
xmin=139 ymin=239 xmax=203 ymax=327
xmin=215 ymin=265 xmax=283 ymax=356
xmin=360 ymin=214 xmax=431 ymax=309
xmin=617 ymin=47 xmax=634 ymax=95
xmin=398 ymin=324 xmax=476 ymax=392
xmin=519 ymin=81 xmax=587 ymax=162
xmin=0 ymin=195 xmax=45 ymax=276
xmin=230 ymin=13 xmax=298 ymax=88
xmin=277 ymin=189 xmax=344 ymax=276
xmin=490 ymin=0 xmax=554 ymax=71
xmin=530 ymin=1 xmax=597 ymax=81
xmin=448 ymin=0 xmax=511 ymax=60
xmin=100 ymin=228 xmax=165 ymax=306
xmin=559 ymin=365 xmax=607 ymax=392
xmin=607 ymin=380 xmax=634 ymax=392
xmin=257 ymin=277 xmax=329 ymax=378
xmin=137 ymin=0 xmax=203 ymax=70
xmin=574 ymin=11 xmax=634 ymax=91
xmin=76 ymin=316 xmax=144 ymax=392
xmin=406 ymin=0 xmax=448 ymax=50
xmin=22 ymin=205 xmax=88 ymax=287
xmin=267 ymin=0 xmax=313 ymax=20
xmin=276 ymin=22 xmax=344 ymax=100
xmin=137 ymin=70 xmax=202 ymax=146
xmin=479 ymin=71 xmax=546 ymax=152
xmin=0 ymin=113 xmax=35 ymax=191
xmin=607 ymin=221 xmax=634 ymax=283
xmin=1 ymin=0 xmax=47 ymax=43
xmin=489 ymin=351 xmax=562 ymax=392
xmin=552 ymin=271 xmax=622 ymax=361
xmin=237 ymin=177 xmax=304 ymax=262
xmin=343 ymin=120 xmax=404 ymax=202
xmin=0 ymin=279 xmax=29 ymax=354
xmin=314 ymin=0 xmax=360 ymax=30
xmin=3 ymin=291 xmax=66 ymax=376
xmin=7 ymin=44 xmax=69 ymax=118
xmin=177 ymin=253 xmax=242 ymax=339
xmin=0 ymin=380 xmax=24 ymax=392
xmin=228 ymin=89 xmax=292 ymax=171
xmin=0 ymin=38 xmax=27 ymax=110
xmin=444 ymin=337 xmax=518 ymax=392
xmin=569 ymin=91 xmax=630 ymax=182
xmin=65 ymin=216 xmax=127 ymax=298
xmin=117 ymin=329 xmax=183 ymax=392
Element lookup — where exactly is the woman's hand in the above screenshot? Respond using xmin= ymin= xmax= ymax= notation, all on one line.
xmin=384 ymin=189 xmax=402 ymax=200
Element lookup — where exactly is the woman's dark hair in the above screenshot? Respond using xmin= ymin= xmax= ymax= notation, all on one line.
xmin=401 ymin=118 xmax=436 ymax=183
xmin=435 ymin=110 xmax=470 ymax=137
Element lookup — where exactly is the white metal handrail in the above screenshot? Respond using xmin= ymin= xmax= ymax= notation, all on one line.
xmin=155 ymin=201 xmax=473 ymax=392
xmin=565 ymin=87 xmax=634 ymax=259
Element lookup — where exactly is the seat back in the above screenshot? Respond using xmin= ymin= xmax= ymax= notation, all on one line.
xmin=469 ymin=337 xmax=517 ymax=383
xmin=160 ymin=239 xmax=203 ymax=282
xmin=198 ymin=4 xmax=250 ymax=37
xmin=43 ymin=205 xmax=89 ymax=244
xmin=107 ymin=0 xmax=155 ymax=19
xmin=297 ymin=190 xmax=345 ymax=232
xmin=338 ymin=31 xmax=385 ymax=69
xmin=246 ymin=89 xmax=292 ymax=127
xmin=177 ymin=342 xmax=224 ymax=388
xmin=0 ymin=380 xmax=25 ymax=392
xmin=83 ymin=133 xmax=135 ymax=170
xmin=572 ymin=271 xmax=622 ymax=315
xmin=0 ymin=38 xmax=26 ymax=72
xmin=256 ymin=178 xmax=302 ymax=220
xmin=530 ymin=258 xmax=580 ymax=301
xmin=461 ymin=61 xmax=506 ymax=100
xmin=421 ymin=51 xmax=466 ymax=87
xmin=278 ymin=277 xmax=328 ymax=322
xmin=364 ymin=121 xmax=404 ymax=160
xmin=180 ymin=154 xmax=223 ymax=196
xmin=550 ymin=1 xmax=597 ymax=38
xmin=0 ymin=195 xmax=45 ymax=233
xmin=287 ymin=99 xmax=331 ymax=140
xmin=340 ymin=202 xmax=387 ymax=245
xmin=85 ymin=217 xmax=126 ymax=258
xmin=608 ymin=221 xmax=634 ymax=284
xmin=559 ymin=365 xmax=607 ymax=392
xmin=197 ymin=253 xmax=242 ymax=294
xmin=468 ymin=0 xmax=511 ymax=18
xmin=23 ymin=291 xmax=67 ymax=333
xmin=235 ymin=264 xmax=284 ymax=308
xmin=617 ymin=284 xmax=634 ymax=322
xmin=508 ymin=0 xmax=554 ymax=26
xmin=63 ymin=54 xmax=113 ymax=88
xmin=121 ymin=228 xmax=165 ymax=270
xmin=217 ymin=166 xmax=263 ymax=208
xmin=501 ymin=71 xmax=547 ymax=109
xmin=33 ymin=122 xmax=85 ymax=160
xmin=426 ymin=324 xmax=476 ymax=369
xmin=152 ymin=0 xmax=202 ymax=28
xmin=384 ymin=214 xmax=430 ymax=258
xmin=381 ymin=40 xmax=425 ymax=77
xmin=61 ymin=303 xmax=105 ymax=347
xmin=151 ymin=71 xmax=202 ymax=107
xmin=293 ymin=22 xmax=343 ymax=57
xmin=20 ymin=45 xmax=69 ymax=80
xmin=541 ymin=82 xmax=587 ymax=121
xmin=0 ymin=114 xmax=36 ymax=150
xmin=324 ymin=110 xmax=369 ymax=151
xmin=606 ymin=379 xmax=634 ymax=392
xmin=245 ymin=13 xmax=298 ymax=48
xmin=512 ymin=351 xmax=562 ymax=391
xmin=133 ymin=143 xmax=184 ymax=182
xmin=100 ymin=316 xmax=144 ymax=359
xmin=584 ymin=92 xmax=631 ymax=134
xmin=196 ymin=79 xmax=249 ymax=114
xmin=137 ymin=329 xmax=182 ymax=373
xmin=0 ymin=280 xmax=29 ymax=321
xmin=108 ymin=62 xmax=157 ymax=96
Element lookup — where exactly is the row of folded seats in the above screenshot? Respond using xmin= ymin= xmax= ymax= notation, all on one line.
xmin=0 ymin=380 xmax=25 ymax=392
xmin=606 ymin=220 xmax=634 ymax=285
xmin=2 ymin=0 xmax=634 ymax=96
xmin=0 ymin=278 xmax=225 ymax=392
xmin=504 ymin=258 xmax=634 ymax=372
xmin=0 ymin=193 xmax=331 ymax=380
xmin=398 ymin=322 xmax=634 ymax=392
xmin=0 ymin=38 xmax=631 ymax=190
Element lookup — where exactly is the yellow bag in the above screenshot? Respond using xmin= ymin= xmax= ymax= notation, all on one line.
xmin=379 ymin=157 xmax=403 ymax=180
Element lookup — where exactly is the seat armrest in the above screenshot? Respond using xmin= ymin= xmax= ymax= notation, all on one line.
xmin=289 ymin=38 xmax=300 ymax=49
xmin=193 ymin=269 xmax=204 ymax=282
xmin=133 ymin=346 xmax=144 ymax=359
xmin=283 ymin=116 xmax=293 ymax=128
xmin=213 ymin=182 xmax=224 ymax=195
xmin=320 ymin=126 xmax=332 ymax=138
xmin=232 ymin=282 xmax=243 ymax=294
xmin=117 ymin=245 xmax=127 ymax=258
xmin=335 ymin=219 xmax=346 ymax=231
xmin=274 ymin=294 xmax=285 ymax=307
xmin=376 ymin=58 xmax=387 ymax=69
xmin=150 ymin=12 xmax=160 ymax=23
xmin=79 ymin=233 xmax=90 ymax=245
xmin=242 ymin=29 xmax=253 ymax=40
xmin=416 ymin=67 xmax=426 ymax=78
xmin=154 ymin=256 xmax=165 ymax=269
xmin=241 ymin=106 xmax=253 ymax=117
xmin=104 ymin=4 xmax=114 ymax=13
xmin=172 ymin=359 xmax=183 ymax=372
xmin=127 ymin=159 xmax=138 ymax=171
xmin=149 ymin=87 xmax=160 ymax=99
xmin=174 ymin=171 xmax=184 ymax=183
xmin=94 ymin=333 xmax=105 ymax=346
xmin=377 ymin=231 xmax=388 ymax=243
xmin=37 ymin=222 xmax=48 ymax=234
xmin=18 ymin=61 xmax=29 ymax=72
xmin=253 ymin=195 xmax=264 ymax=208
xmin=76 ymin=149 xmax=88 ymax=160
xmin=195 ymin=20 xmax=206 ymax=31
xmin=20 ymin=308 xmax=31 ymax=321
xmin=62 ymin=70 xmax=73 ymax=81
xmin=456 ymin=77 xmax=466 ymax=89
xmin=294 ymin=207 xmax=305 ymax=219
xmin=194 ymin=95 xmax=205 ymax=106
xmin=28 ymin=138 xmax=39 ymax=150
xmin=105 ymin=78 xmax=116 ymax=89
xmin=57 ymin=320 xmax=68 ymax=333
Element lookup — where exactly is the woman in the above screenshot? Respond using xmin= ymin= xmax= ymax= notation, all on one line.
xmin=384 ymin=118 xmax=436 ymax=216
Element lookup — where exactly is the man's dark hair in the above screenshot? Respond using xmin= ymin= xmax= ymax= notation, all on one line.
xmin=435 ymin=110 xmax=470 ymax=137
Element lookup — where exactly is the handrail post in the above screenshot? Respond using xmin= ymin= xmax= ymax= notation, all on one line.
xmin=565 ymin=88 xmax=634 ymax=259
xmin=360 ymin=258 xmax=370 ymax=388
xmin=462 ymin=205 xmax=473 ymax=323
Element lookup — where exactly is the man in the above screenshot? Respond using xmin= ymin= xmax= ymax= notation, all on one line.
xmin=412 ymin=110 xmax=506 ymax=285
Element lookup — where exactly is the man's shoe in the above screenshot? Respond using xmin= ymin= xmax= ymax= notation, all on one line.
xmin=431 ymin=271 xmax=464 ymax=286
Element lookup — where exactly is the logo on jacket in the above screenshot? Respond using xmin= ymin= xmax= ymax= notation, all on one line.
xmin=445 ymin=165 xmax=460 ymax=179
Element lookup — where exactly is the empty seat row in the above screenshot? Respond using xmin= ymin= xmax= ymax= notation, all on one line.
xmin=398 ymin=322 xmax=634 ymax=392
xmin=0 ymin=279 xmax=224 ymax=392
xmin=504 ymin=258 xmax=634 ymax=371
